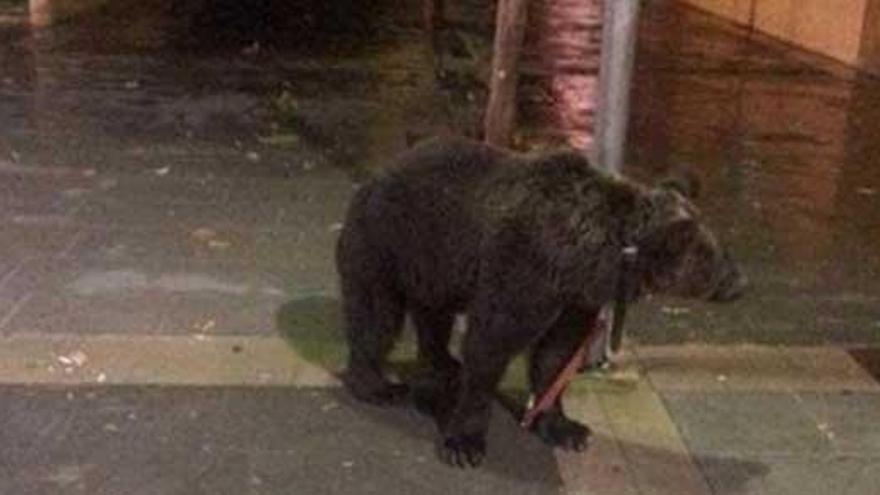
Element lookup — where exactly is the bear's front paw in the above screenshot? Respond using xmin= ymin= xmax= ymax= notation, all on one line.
xmin=342 ymin=372 xmax=409 ymax=406
xmin=533 ymin=413 xmax=591 ymax=452
xmin=437 ymin=433 xmax=486 ymax=468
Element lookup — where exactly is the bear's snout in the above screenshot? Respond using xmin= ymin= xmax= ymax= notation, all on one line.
xmin=708 ymin=260 xmax=748 ymax=302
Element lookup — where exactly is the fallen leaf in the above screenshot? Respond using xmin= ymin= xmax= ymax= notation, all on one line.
xmin=661 ymin=306 xmax=691 ymax=316
xmin=258 ymin=134 xmax=300 ymax=147
xmin=207 ymin=239 xmax=231 ymax=250
xmin=191 ymin=227 xmax=217 ymax=242
xmin=57 ymin=351 xmax=88 ymax=368
xmin=69 ymin=351 xmax=88 ymax=367
xmin=195 ymin=320 xmax=216 ymax=332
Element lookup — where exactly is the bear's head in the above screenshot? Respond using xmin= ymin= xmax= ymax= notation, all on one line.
xmin=633 ymin=180 xmax=747 ymax=302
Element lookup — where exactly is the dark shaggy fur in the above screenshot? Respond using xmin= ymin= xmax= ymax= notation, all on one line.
xmin=336 ymin=137 xmax=746 ymax=467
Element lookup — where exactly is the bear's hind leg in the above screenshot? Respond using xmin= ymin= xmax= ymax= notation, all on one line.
xmin=527 ymin=306 xmax=596 ymax=452
xmin=342 ymin=280 xmax=408 ymax=406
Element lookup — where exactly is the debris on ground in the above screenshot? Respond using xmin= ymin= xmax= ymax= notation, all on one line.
xmin=194 ymin=319 xmax=216 ymax=332
xmin=817 ymin=422 xmax=836 ymax=441
xmin=154 ymin=166 xmax=171 ymax=176
xmin=57 ymin=350 xmax=88 ymax=368
xmin=190 ymin=227 xmax=231 ymax=251
xmin=661 ymin=306 xmax=692 ymax=316
xmin=191 ymin=227 xmax=217 ymax=242
xmin=258 ymin=134 xmax=300 ymax=147
xmin=207 ymin=239 xmax=231 ymax=250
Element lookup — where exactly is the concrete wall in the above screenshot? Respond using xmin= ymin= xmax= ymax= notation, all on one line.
xmin=30 ymin=0 xmax=109 ymax=26
xmin=681 ymin=0 xmax=877 ymax=73
xmin=860 ymin=0 xmax=880 ymax=74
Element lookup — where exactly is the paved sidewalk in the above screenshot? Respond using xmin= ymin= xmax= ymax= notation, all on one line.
xmin=1 ymin=334 xmax=878 ymax=495
xmin=2 ymin=1 xmax=880 ymax=493
xmin=1 ymin=89 xmax=879 ymax=495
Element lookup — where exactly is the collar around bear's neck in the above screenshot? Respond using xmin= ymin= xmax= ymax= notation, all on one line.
xmin=610 ymin=245 xmax=639 ymax=353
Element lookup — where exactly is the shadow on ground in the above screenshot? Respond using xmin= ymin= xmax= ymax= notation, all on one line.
xmin=0 ymin=384 xmax=771 ymax=494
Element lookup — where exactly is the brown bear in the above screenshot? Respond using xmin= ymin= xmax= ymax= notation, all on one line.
xmin=335 ymin=136 xmax=746 ymax=467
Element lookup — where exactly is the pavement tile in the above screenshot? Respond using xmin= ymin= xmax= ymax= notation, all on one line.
xmin=71 ymin=173 xmax=352 ymax=234
xmin=73 ymin=198 xmax=285 ymax=232
xmin=660 ymin=391 xmax=834 ymax=457
xmin=0 ymin=168 xmax=93 ymax=209
xmin=639 ymin=345 xmax=880 ymax=392
xmin=2 ymin=290 xmax=169 ymax=335
xmin=794 ymin=392 xmax=880 ymax=456
xmin=0 ymin=335 xmax=337 ymax=387
xmin=847 ymin=348 xmax=880 ymax=384
xmin=2 ymin=442 xmax=250 ymax=495
xmin=63 ymin=225 xmax=310 ymax=265
xmin=0 ymin=255 xmax=306 ymax=335
xmin=0 ymin=385 xmax=564 ymax=495
xmin=61 ymin=226 xmax=340 ymax=294
xmin=598 ymin=381 xmax=713 ymax=495
xmin=696 ymin=455 xmax=872 ymax=495
xmin=0 ymin=223 xmax=81 ymax=261
xmin=555 ymin=390 xmax=640 ymax=495
xmin=842 ymin=460 xmax=880 ymax=495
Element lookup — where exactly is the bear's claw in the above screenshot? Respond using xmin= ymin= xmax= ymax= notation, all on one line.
xmin=438 ymin=433 xmax=486 ymax=468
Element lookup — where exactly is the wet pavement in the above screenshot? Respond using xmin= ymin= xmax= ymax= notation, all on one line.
xmin=0 ymin=0 xmax=879 ymax=494
xmin=628 ymin=2 xmax=880 ymax=344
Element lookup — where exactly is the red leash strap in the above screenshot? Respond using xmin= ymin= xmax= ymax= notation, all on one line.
xmin=520 ymin=314 xmax=608 ymax=429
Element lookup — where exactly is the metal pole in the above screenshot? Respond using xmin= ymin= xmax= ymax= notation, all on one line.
xmin=484 ymin=0 xmax=529 ymax=147
xmin=596 ymin=0 xmax=641 ymax=174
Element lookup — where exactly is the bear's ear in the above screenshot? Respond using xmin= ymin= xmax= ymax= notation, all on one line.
xmin=658 ymin=169 xmax=700 ymax=200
